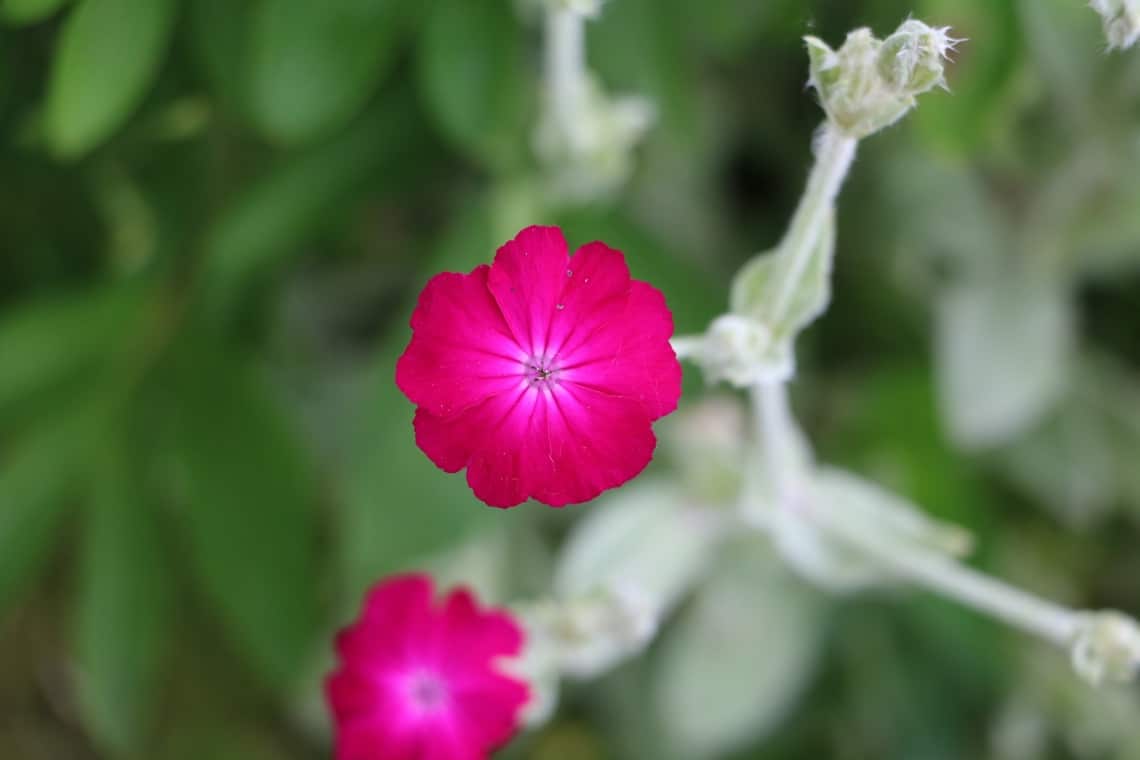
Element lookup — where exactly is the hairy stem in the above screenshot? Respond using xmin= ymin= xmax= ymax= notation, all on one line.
xmin=748 ymin=116 xmax=1095 ymax=664
xmin=545 ymin=5 xmax=587 ymax=152
xmin=751 ymin=382 xmax=801 ymax=510
xmin=817 ymin=506 xmax=1082 ymax=645
xmin=769 ymin=122 xmax=857 ymax=320
xmin=751 ymin=376 xmax=1085 ymax=649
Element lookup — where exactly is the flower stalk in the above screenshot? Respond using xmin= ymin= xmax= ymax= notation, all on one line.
xmin=1091 ymin=0 xmax=1140 ymax=50
xmin=747 ymin=269 xmax=1139 ymax=685
xmin=768 ymin=124 xmax=857 ymax=321
xmin=544 ymin=4 xmax=588 ymax=153
xmin=749 ymin=377 xmax=1088 ymax=652
xmin=697 ymin=18 xmax=1140 ymax=687
xmin=512 ymin=17 xmax=1140 ymax=735
xmin=535 ymin=0 xmax=654 ymax=202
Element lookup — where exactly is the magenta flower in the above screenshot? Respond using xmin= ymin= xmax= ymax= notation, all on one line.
xmin=396 ymin=225 xmax=682 ymax=508
xmin=326 ymin=574 xmax=529 ymax=760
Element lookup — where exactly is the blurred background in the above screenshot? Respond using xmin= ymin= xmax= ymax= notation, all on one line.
xmin=1 ymin=0 xmax=1139 ymax=758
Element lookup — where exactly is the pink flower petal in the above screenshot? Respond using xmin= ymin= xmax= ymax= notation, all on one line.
xmin=334 ymin=718 xmax=419 ymax=760
xmin=328 ymin=674 xmax=424 ymax=760
xmin=396 ymin=226 xmax=681 ymax=508
xmin=463 ymin=391 xmax=553 ymax=509
xmin=486 ymin=226 xmax=570 ymax=358
xmin=396 ymin=267 xmax=523 ymax=417
xmin=335 ymin=574 xmax=434 ymax=665
xmin=533 ymin=383 xmax=657 ymax=506
xmin=412 ymin=407 xmax=472 ymax=475
xmin=439 ymin=588 xmax=525 ymax=668
xmin=544 ymin=240 xmax=633 ymax=360
xmin=326 ymin=575 xmax=529 ymax=760
xmin=413 ymin=386 xmax=543 ymax=508
xmin=326 ymin=668 xmax=383 ymax=721
xmin=560 ymin=281 xmax=681 ymax=420
xmin=421 ymin=729 xmax=480 ymax=760
xmin=450 ymin=676 xmax=531 ymax=752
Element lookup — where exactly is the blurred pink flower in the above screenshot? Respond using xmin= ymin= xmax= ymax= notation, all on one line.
xmin=396 ymin=225 xmax=681 ymax=508
xmin=326 ymin=574 xmax=529 ymax=760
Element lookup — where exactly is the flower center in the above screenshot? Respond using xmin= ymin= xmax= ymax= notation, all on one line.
xmin=523 ymin=354 xmax=560 ymax=388
xmin=404 ymin=670 xmax=448 ymax=714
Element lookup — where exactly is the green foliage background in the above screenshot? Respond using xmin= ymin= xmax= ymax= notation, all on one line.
xmin=0 ymin=0 xmax=1138 ymax=758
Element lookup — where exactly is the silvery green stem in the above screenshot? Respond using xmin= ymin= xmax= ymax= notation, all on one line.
xmin=769 ymin=123 xmax=857 ymax=320
xmin=812 ymin=507 xmax=1082 ymax=646
xmin=810 ymin=498 xmax=1139 ymax=683
xmin=752 ymin=382 xmax=802 ymax=510
xmin=745 ymin=112 xmax=1135 ymax=683
xmin=744 ymin=122 xmax=857 ymax=509
xmin=545 ymin=5 xmax=587 ymax=152
xmin=750 ymin=377 xmax=1099 ymax=663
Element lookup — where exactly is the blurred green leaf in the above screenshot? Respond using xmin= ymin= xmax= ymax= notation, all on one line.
xmin=46 ymin=0 xmax=176 ymax=158
xmin=0 ymin=283 xmax=143 ymax=426
xmin=188 ymin=0 xmax=254 ymax=119
xmin=898 ymin=593 xmax=1009 ymax=705
xmin=247 ymin=0 xmax=405 ymax=144
xmin=158 ymin=704 xmax=290 ymax=760
xmin=416 ymin=0 xmax=531 ymax=169
xmin=935 ymin=273 xmax=1074 ymax=449
xmin=1 ymin=0 xmax=69 ymax=25
xmin=1002 ymin=401 xmax=1116 ymax=527
xmin=170 ymin=337 xmax=319 ymax=691
xmin=669 ymin=0 xmax=789 ymax=63
xmin=0 ymin=398 xmax=102 ymax=616
xmin=824 ymin=365 xmax=991 ymax=537
xmin=340 ymin=203 xmax=503 ymax=601
xmin=556 ymin=208 xmax=723 ymax=335
xmin=201 ymin=96 xmax=423 ymax=319
xmin=1078 ymin=359 xmax=1140 ymax=521
xmin=913 ymin=0 xmax=1022 ymax=156
xmin=589 ymin=0 xmax=696 ymax=143
xmin=75 ymin=427 xmax=170 ymax=756
xmin=882 ymin=147 xmax=1010 ymax=275
xmin=554 ymin=480 xmax=713 ymax=613
xmin=654 ymin=541 xmax=825 ymax=759
xmin=1070 ymin=145 xmax=1140 ymax=277
xmin=1017 ymin=0 xmax=1105 ymax=126
xmin=1114 ymin=414 xmax=1140 ymax=521
xmin=341 ymin=348 xmax=505 ymax=603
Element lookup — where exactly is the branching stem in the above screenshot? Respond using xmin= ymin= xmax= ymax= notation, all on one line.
xmin=749 ymin=120 xmax=1091 ymax=660
xmin=545 ymin=5 xmax=587 ymax=152
xmin=769 ymin=123 xmax=857 ymax=320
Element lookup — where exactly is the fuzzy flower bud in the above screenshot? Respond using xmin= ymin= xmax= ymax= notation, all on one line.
xmin=534 ymin=78 xmax=656 ymax=203
xmin=1090 ymin=0 xmax=1140 ymax=49
xmin=672 ymin=314 xmax=793 ymax=387
xmin=1070 ymin=610 xmax=1140 ymax=685
xmin=526 ymin=589 xmax=657 ymax=679
xmin=806 ymin=20 xmax=958 ymax=138
xmin=878 ymin=21 xmax=958 ymax=95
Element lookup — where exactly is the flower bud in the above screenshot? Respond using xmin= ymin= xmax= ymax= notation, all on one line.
xmin=1090 ymin=0 xmax=1140 ymax=50
xmin=534 ymin=77 xmax=656 ymax=202
xmin=878 ymin=21 xmax=958 ymax=96
xmin=1071 ymin=610 xmax=1140 ymax=685
xmin=805 ymin=20 xmax=958 ymax=138
xmin=672 ymin=314 xmax=793 ymax=387
xmin=526 ymin=589 xmax=657 ymax=679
